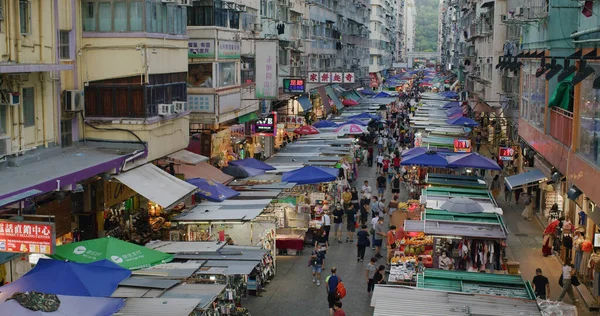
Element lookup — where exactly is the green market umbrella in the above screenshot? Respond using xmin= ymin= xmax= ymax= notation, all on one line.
xmin=51 ymin=237 xmax=173 ymax=270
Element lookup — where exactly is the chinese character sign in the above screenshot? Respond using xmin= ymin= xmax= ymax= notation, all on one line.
xmin=343 ymin=72 xmax=355 ymax=83
xmin=283 ymin=79 xmax=305 ymax=93
xmin=218 ymin=40 xmax=241 ymax=59
xmin=188 ymin=39 xmax=215 ymax=58
xmin=0 ymin=220 xmax=55 ymax=255
xmin=331 ymin=72 xmax=343 ymax=83
xmin=308 ymin=72 xmax=319 ymax=83
xmin=319 ymin=72 xmax=331 ymax=83
xmin=255 ymin=41 xmax=278 ymax=99
xmin=187 ymin=95 xmax=215 ymax=113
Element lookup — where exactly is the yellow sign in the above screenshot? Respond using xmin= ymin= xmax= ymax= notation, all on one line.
xmin=104 ymin=181 xmax=137 ymax=207
xmin=211 ymin=129 xmax=231 ymax=158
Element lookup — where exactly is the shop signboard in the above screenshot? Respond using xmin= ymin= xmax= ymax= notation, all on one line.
xmin=0 ymin=220 xmax=55 ymax=255
xmin=594 ymin=233 xmax=600 ymax=248
xmin=280 ymin=115 xmax=304 ymax=125
xmin=453 ymin=139 xmax=472 ymax=153
xmin=331 ymin=72 xmax=343 ymax=83
xmin=308 ymin=72 xmax=319 ymax=83
xmin=283 ymin=78 xmax=306 ymax=94
xmin=253 ymin=112 xmax=277 ymax=136
xmin=499 ymin=147 xmax=515 ymax=161
xmin=188 ymin=39 xmax=215 ymax=59
xmin=105 ymin=181 xmax=137 ymax=207
xmin=187 ymin=94 xmax=215 ymax=113
xmin=255 ymin=41 xmax=278 ymax=99
xmin=218 ymin=40 xmax=241 ymax=59
xmin=319 ymin=72 xmax=331 ymax=83
xmin=343 ymin=72 xmax=355 ymax=83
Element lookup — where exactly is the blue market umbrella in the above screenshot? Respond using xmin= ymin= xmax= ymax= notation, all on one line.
xmin=443 ymin=101 xmax=460 ymax=109
xmin=282 ymin=165 xmax=339 ymax=185
xmin=446 ymin=107 xmax=463 ymax=117
xmin=446 ymin=116 xmax=479 ymax=127
xmin=359 ymin=89 xmax=376 ymax=96
xmin=229 ymin=158 xmax=276 ymax=171
xmin=401 ymin=147 xmax=450 ymax=157
xmin=348 ymin=112 xmax=381 ymax=120
xmin=401 ymin=151 xmax=448 ymax=167
xmin=222 ymin=165 xmax=265 ymax=179
xmin=440 ymin=197 xmax=484 ymax=214
xmin=339 ymin=119 xmax=368 ymax=126
xmin=441 ymin=91 xmax=459 ymax=99
xmin=186 ymin=178 xmax=240 ymax=202
xmin=312 ymin=120 xmax=339 ymax=128
xmin=447 ymin=153 xmax=501 ymax=170
xmin=374 ymin=91 xmax=391 ymax=98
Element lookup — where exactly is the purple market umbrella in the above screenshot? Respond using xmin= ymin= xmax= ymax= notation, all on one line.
xmin=446 ymin=153 xmax=501 ymax=170
xmin=359 ymin=89 xmax=376 ymax=96
xmin=339 ymin=119 xmax=368 ymax=126
xmin=446 ymin=107 xmax=463 ymax=117
xmin=349 ymin=112 xmax=381 ymax=120
xmin=443 ymin=101 xmax=460 ymax=109
xmin=446 ymin=116 xmax=479 ymax=127
xmin=401 ymin=151 xmax=448 ymax=167
xmin=222 ymin=165 xmax=265 ymax=179
xmin=374 ymin=91 xmax=391 ymax=98
xmin=186 ymin=178 xmax=240 ymax=202
xmin=282 ymin=165 xmax=339 ymax=185
xmin=229 ymin=158 xmax=276 ymax=170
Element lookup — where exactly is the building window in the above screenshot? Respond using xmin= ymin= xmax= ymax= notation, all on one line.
xmin=520 ymin=61 xmax=545 ymax=130
xmin=114 ymin=2 xmax=127 ymax=31
xmin=60 ymin=120 xmax=73 ymax=147
xmin=59 ymin=31 xmax=71 ymax=59
xmin=19 ymin=0 xmax=31 ymax=34
xmin=83 ymin=2 xmax=96 ymax=31
xmin=22 ymin=87 xmax=35 ymax=127
xmin=188 ymin=63 xmax=213 ymax=88
xmin=0 ymin=105 xmax=7 ymax=134
xmin=130 ymin=2 xmax=143 ymax=31
xmin=98 ymin=2 xmax=112 ymax=32
xmin=260 ymin=0 xmax=266 ymax=16
xmin=218 ymin=62 xmax=237 ymax=87
xmin=577 ymin=64 xmax=600 ymax=166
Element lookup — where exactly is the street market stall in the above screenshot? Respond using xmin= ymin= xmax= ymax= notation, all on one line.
xmin=421 ymin=186 xmax=502 ymax=214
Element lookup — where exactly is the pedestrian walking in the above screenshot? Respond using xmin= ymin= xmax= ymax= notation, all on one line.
xmin=532 ymin=268 xmax=550 ymax=300
xmin=345 ymin=203 xmax=357 ymax=243
xmin=333 ymin=301 xmax=346 ymax=316
xmin=321 ymin=211 xmax=331 ymax=243
xmin=350 ymin=187 xmax=359 ymax=210
xmin=366 ymin=257 xmax=377 ymax=293
xmin=361 ymin=181 xmax=372 ymax=200
xmin=376 ymin=173 xmax=387 ymax=198
xmin=359 ymin=203 xmax=369 ymax=226
xmin=357 ymin=224 xmax=370 ymax=262
xmin=332 ymin=205 xmax=344 ymax=243
xmin=370 ymin=214 xmax=379 ymax=250
xmin=367 ymin=147 xmax=374 ymax=167
xmin=520 ymin=192 xmax=534 ymax=220
xmin=376 ymin=153 xmax=384 ymax=173
xmin=558 ymin=259 xmax=579 ymax=303
xmin=315 ymin=229 xmax=329 ymax=253
xmin=373 ymin=217 xmax=385 ymax=259
xmin=310 ymin=244 xmax=326 ymax=286
xmin=475 ymin=134 xmax=482 ymax=152
xmin=490 ymin=174 xmax=501 ymax=198
xmin=391 ymin=174 xmax=401 ymax=195
xmin=504 ymin=182 xmax=512 ymax=205
xmin=342 ymin=188 xmax=352 ymax=210
xmin=326 ymin=267 xmax=342 ymax=316
xmin=373 ymin=264 xmax=386 ymax=285
xmin=370 ymin=196 xmax=385 ymax=218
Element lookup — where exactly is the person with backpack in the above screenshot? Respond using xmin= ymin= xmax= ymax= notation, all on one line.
xmin=326 ymin=267 xmax=343 ymax=316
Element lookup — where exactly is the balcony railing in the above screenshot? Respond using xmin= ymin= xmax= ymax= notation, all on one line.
xmin=549 ymin=107 xmax=573 ymax=147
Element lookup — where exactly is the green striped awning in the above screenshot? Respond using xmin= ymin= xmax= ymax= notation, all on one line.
xmin=238 ymin=112 xmax=259 ymax=124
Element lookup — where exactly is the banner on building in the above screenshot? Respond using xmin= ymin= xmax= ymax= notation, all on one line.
xmin=255 ymin=41 xmax=278 ymax=99
xmin=218 ymin=40 xmax=241 ymax=59
xmin=188 ymin=39 xmax=215 ymax=58
xmin=308 ymin=72 xmax=354 ymax=84
xmin=319 ymin=72 xmax=331 ymax=83
xmin=0 ymin=220 xmax=56 ymax=255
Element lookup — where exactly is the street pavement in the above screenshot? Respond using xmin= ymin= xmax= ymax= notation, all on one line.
xmin=245 ymin=153 xmax=598 ymax=315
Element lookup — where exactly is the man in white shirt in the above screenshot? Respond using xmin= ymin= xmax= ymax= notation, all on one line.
xmin=361 ymin=181 xmax=372 ymax=199
xmin=376 ymin=154 xmax=384 ymax=173
xmin=321 ymin=211 xmax=332 ymax=243
xmin=370 ymin=214 xmax=379 ymax=250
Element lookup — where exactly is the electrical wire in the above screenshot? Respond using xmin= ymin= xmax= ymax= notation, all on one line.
xmin=79 ymin=111 xmax=147 ymax=150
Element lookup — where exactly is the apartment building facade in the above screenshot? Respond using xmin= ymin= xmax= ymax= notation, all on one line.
xmin=369 ymin=0 xmax=396 ymax=88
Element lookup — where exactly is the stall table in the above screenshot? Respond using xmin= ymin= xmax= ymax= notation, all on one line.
xmin=276 ymin=234 xmax=305 ymax=255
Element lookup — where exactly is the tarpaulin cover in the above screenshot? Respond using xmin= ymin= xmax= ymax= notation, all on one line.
xmin=348 ymin=112 xmax=381 ymax=120
xmin=297 ymin=94 xmax=313 ymax=111
xmin=187 ymin=178 xmax=240 ymax=202
xmin=229 ymin=158 xmax=276 ymax=171
xmin=401 ymin=151 xmax=449 ymax=167
xmin=446 ymin=116 xmax=479 ymax=127
xmin=282 ymin=165 xmax=339 ymax=185
xmin=443 ymin=102 xmax=460 ymax=109
xmin=447 ymin=153 xmax=501 ymax=170
xmin=51 ymin=237 xmax=173 ymax=270
xmin=0 ymin=259 xmax=131 ymax=301
xmin=373 ymin=91 xmax=391 ymax=98
xmin=359 ymin=89 xmax=376 ymax=95
xmin=222 ymin=165 xmax=265 ymax=179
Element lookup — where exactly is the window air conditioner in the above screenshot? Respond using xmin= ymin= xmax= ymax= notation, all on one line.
xmin=173 ymin=101 xmax=187 ymax=113
xmin=4 ymin=92 xmax=19 ymax=106
xmin=178 ymin=0 xmax=192 ymax=6
xmin=65 ymin=90 xmax=85 ymax=111
xmin=158 ymin=104 xmax=173 ymax=116
xmin=0 ymin=136 xmax=11 ymax=157
xmin=161 ymin=0 xmax=176 ymax=3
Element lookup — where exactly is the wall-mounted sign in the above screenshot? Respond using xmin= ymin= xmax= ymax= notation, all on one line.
xmin=307 ymin=72 xmax=355 ymax=84
xmin=499 ymin=147 xmax=515 ymax=161
xmin=188 ymin=39 xmax=215 ymax=58
xmin=0 ymin=220 xmax=56 ymax=255
xmin=218 ymin=40 xmax=241 ymax=59
xmin=253 ymin=112 xmax=277 ymax=136
xmin=308 ymin=72 xmax=319 ymax=83
xmin=280 ymin=115 xmax=304 ymax=125
xmin=594 ymin=233 xmax=600 ymax=248
xmin=331 ymin=72 xmax=343 ymax=83
xmin=283 ymin=79 xmax=306 ymax=94
xmin=319 ymin=72 xmax=331 ymax=83
xmin=453 ymin=139 xmax=472 ymax=153
xmin=187 ymin=94 xmax=215 ymax=113
xmin=255 ymin=41 xmax=278 ymax=99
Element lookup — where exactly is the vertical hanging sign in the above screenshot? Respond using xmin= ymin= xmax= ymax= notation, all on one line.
xmin=255 ymin=41 xmax=278 ymax=99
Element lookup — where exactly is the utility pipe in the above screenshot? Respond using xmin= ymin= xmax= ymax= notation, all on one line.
xmin=572 ymin=39 xmax=600 ymax=44
xmin=39 ymin=0 xmax=44 ymax=62
xmin=570 ymin=27 xmax=600 ymax=39
xmin=5 ymin=0 xmax=12 ymax=62
xmin=54 ymin=0 xmax=61 ymax=146
xmin=16 ymin=1 xmax=22 ymax=63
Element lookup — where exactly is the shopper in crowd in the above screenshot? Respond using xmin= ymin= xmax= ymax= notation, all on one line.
xmin=342 ymin=188 xmax=352 ymax=210
xmin=359 ymin=202 xmax=370 ymax=226
xmin=367 ymin=147 xmax=374 ymax=167
xmin=326 ymin=267 xmax=342 ymax=316
xmin=366 ymin=257 xmax=377 ymax=294
xmin=386 ymin=225 xmax=404 ymax=264
xmin=574 ymin=231 xmax=584 ymax=272
xmin=333 ymin=301 xmax=346 ymax=316
xmin=310 ymin=244 xmax=326 ymax=286
xmin=350 ymin=187 xmax=360 ymax=210
xmin=532 ymin=268 xmax=550 ymax=300
xmin=370 ymin=213 xmax=379 ymax=250
xmin=361 ymin=180 xmax=372 ymax=200
xmin=370 ymin=196 xmax=385 ymax=218
xmin=373 ymin=264 xmax=386 ymax=285
xmin=391 ymin=173 xmax=401 ymax=195
xmin=504 ymin=182 xmax=512 ymax=205
xmin=315 ymin=229 xmax=328 ymax=254
xmin=376 ymin=173 xmax=387 ymax=199
xmin=388 ymin=194 xmax=399 ymax=214
xmin=490 ymin=174 xmax=501 ymax=198
xmin=558 ymin=258 xmax=579 ymax=303
xmin=382 ymin=156 xmax=390 ymax=176
xmin=332 ymin=205 xmax=344 ymax=244
xmin=416 ymin=256 xmax=425 ymax=273
xmin=321 ymin=211 xmax=331 ymax=243
xmin=520 ymin=192 xmax=534 ymax=221
xmin=438 ymin=250 xmax=453 ymax=270
xmin=376 ymin=152 xmax=384 ymax=173
xmin=345 ymin=203 xmax=358 ymax=243
xmin=373 ymin=217 xmax=385 ymax=259
xmin=357 ymin=224 xmax=370 ymax=262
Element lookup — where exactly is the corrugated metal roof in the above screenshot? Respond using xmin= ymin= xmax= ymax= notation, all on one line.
xmin=114 ymin=298 xmax=201 ymax=316
xmin=119 ymin=277 xmax=180 ymax=289
xmin=146 ymin=241 xmax=224 ymax=253
xmin=371 ymin=286 xmax=541 ymax=316
xmin=131 ymin=261 xmax=205 ymax=279
xmin=202 ymin=260 xmax=260 ymax=275
xmin=175 ymin=245 xmax=268 ymax=261
xmin=423 ymin=219 xmax=507 ymax=239
xmin=167 ymin=150 xmax=209 ymax=165
xmin=161 ymin=283 xmax=226 ymax=310
xmin=174 ymin=199 xmax=272 ymax=221
xmin=111 ymin=286 xmax=151 ymax=298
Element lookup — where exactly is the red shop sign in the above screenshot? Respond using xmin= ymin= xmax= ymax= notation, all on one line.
xmin=0 ymin=220 xmax=56 ymax=255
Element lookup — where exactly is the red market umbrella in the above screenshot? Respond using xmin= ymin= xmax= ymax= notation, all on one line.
xmin=294 ymin=125 xmax=320 ymax=135
xmin=342 ymin=99 xmax=359 ymax=106
xmin=544 ymin=219 xmax=560 ymax=235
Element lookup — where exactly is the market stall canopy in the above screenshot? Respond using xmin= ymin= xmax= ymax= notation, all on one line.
xmin=166 ymin=150 xmax=208 ymax=165
xmin=0 ymin=295 xmax=125 ymax=316
xmin=401 ymin=147 xmax=450 ymax=157
xmin=440 ymin=197 xmax=484 ymax=214
xmin=221 ymin=165 xmax=265 ymax=179
xmin=114 ymin=298 xmax=202 ymax=316
xmin=282 ymin=165 xmax=339 ymax=185
xmin=342 ymin=99 xmax=359 ymax=106
xmin=446 ymin=116 xmax=479 ymax=127
xmin=359 ymin=89 xmax=376 ymax=95
xmin=338 ymin=119 xmax=368 ymax=126
xmin=296 ymin=94 xmax=313 ymax=111
xmin=348 ymin=112 xmax=381 ymax=120
xmin=228 ymin=158 xmax=276 ymax=171
xmin=160 ymin=283 xmax=227 ymax=311
xmin=334 ymin=124 xmax=368 ymax=135
xmin=173 ymin=199 xmax=273 ymax=222
xmin=175 ymin=162 xmax=234 ymax=184
xmin=186 ymin=178 xmax=240 ymax=202
xmin=50 ymin=237 xmax=173 ymax=270
xmin=442 ymin=101 xmax=460 ymax=109
xmin=312 ymin=120 xmax=339 ymax=128
xmin=374 ymin=91 xmax=391 ymax=98
xmin=504 ymin=168 xmax=547 ymax=191
xmin=0 ymin=259 xmax=131 ymax=301
xmin=446 ymin=153 xmax=501 ymax=170
xmin=113 ymin=164 xmax=197 ymax=209
xmin=401 ymin=151 xmax=449 ymax=167
xmin=293 ymin=125 xmax=320 ymax=135
xmin=445 ymin=107 xmax=463 ymax=117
